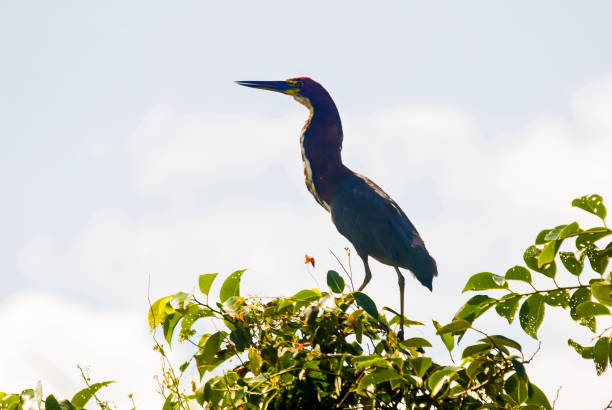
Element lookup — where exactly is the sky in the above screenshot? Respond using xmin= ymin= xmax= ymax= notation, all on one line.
xmin=1 ymin=1 xmax=612 ymax=408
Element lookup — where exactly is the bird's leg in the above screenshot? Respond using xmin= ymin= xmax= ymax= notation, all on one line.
xmin=357 ymin=254 xmax=372 ymax=292
xmin=394 ymin=267 xmax=405 ymax=341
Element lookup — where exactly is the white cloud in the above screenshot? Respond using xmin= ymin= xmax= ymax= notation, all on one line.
xmin=0 ymin=290 xmax=162 ymax=409
xmin=11 ymin=73 xmax=612 ymax=408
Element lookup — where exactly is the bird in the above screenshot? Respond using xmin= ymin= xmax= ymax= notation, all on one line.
xmin=236 ymin=77 xmax=437 ymax=339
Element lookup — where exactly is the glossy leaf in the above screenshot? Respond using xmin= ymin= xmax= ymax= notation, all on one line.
xmin=202 ymin=331 xmax=225 ymax=364
xmin=526 ymin=383 xmax=552 ymax=410
xmin=198 ymin=273 xmax=218 ymax=297
xmin=410 ymin=357 xmax=432 ymax=378
xmin=505 ymin=266 xmax=532 ymax=284
xmin=163 ymin=313 xmax=181 ymax=345
xmin=455 ymin=295 xmax=497 ymax=324
xmin=462 ymin=272 xmax=508 ymax=292
xmin=436 ymin=319 xmax=471 ymax=335
xmin=535 ymin=229 xmax=552 ymax=245
xmin=433 ymin=320 xmax=454 ymax=352
xmin=326 ymin=270 xmax=345 ymax=293
xmin=427 ymin=367 xmax=460 ymax=395
xmin=524 ymin=245 xmax=556 ymax=278
xmin=461 ymin=343 xmax=492 ymax=359
xmin=356 ymin=369 xmax=401 ymax=394
xmin=480 ymin=335 xmax=522 ymax=351
xmin=538 ymin=240 xmax=561 ymax=268
xmin=71 ymin=381 xmax=114 ymax=408
xmin=585 ymin=246 xmax=609 ymax=274
xmin=575 ymin=301 xmax=610 ymax=317
xmin=593 ymin=337 xmax=610 ymax=375
xmin=354 ymin=292 xmax=378 ymax=319
xmin=559 ymin=252 xmax=584 ymax=275
xmin=219 ymin=269 xmax=246 ymax=303
xmin=519 ymin=294 xmax=545 ymax=339
xmin=592 ymin=282 xmax=612 ymax=306
xmin=495 ymin=293 xmax=521 ymax=324
xmin=569 ymin=287 xmax=592 ymax=320
xmin=545 ymin=222 xmax=580 ymax=240
xmin=148 ymin=296 xmax=172 ymax=329
xmin=572 ymin=194 xmax=607 ymax=220
xmin=576 ymin=229 xmax=612 ymax=250
xmin=400 ymin=337 xmax=432 ymax=348
xmin=544 ymin=289 xmax=570 ymax=308
xmin=505 ymin=373 xmax=528 ymax=404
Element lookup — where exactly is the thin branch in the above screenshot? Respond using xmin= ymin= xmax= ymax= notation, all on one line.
xmin=330 ymin=249 xmax=354 ymax=291
xmin=524 ymin=342 xmax=542 ymax=364
xmin=552 ymin=386 xmax=562 ymax=409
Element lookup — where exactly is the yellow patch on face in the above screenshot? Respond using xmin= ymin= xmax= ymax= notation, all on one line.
xmin=284 ymin=79 xmax=301 ymax=96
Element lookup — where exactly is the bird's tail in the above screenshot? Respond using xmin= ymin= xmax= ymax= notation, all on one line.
xmin=412 ymin=251 xmax=438 ymax=291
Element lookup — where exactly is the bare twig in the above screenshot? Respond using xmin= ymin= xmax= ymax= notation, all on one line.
xmin=552 ymin=386 xmax=562 ymax=409
xmin=524 ymin=342 xmax=542 ymax=364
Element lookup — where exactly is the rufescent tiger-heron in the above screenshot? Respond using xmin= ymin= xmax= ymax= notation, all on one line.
xmin=236 ymin=77 xmax=437 ymax=339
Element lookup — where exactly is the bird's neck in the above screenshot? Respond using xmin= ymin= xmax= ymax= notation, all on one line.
xmin=297 ymin=95 xmax=349 ymax=211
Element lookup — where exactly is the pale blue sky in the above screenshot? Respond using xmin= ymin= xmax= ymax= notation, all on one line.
xmin=2 ymin=2 xmax=612 ymax=408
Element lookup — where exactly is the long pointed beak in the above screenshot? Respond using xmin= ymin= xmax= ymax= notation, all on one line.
xmin=235 ymin=80 xmax=298 ymax=95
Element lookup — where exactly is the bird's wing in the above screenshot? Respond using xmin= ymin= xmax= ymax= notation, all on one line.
xmin=330 ymin=174 xmax=425 ymax=258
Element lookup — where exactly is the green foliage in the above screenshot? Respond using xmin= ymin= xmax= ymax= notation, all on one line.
xmin=3 ymin=194 xmax=610 ymax=409
xmin=149 ymin=267 xmax=550 ymax=409
xmin=0 ymin=379 xmax=115 ymax=410
xmin=460 ymin=194 xmax=612 ymax=376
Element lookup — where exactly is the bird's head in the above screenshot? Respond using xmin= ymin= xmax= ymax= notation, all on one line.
xmin=235 ymin=77 xmax=330 ymax=110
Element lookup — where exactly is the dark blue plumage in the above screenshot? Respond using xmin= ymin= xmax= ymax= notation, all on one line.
xmin=236 ymin=77 xmax=437 ymax=339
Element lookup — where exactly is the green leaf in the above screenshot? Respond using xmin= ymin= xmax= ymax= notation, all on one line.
xmin=592 ymin=282 xmax=612 ymax=306
xmin=572 ymin=194 xmax=607 ymax=220
xmin=519 ymin=294 xmax=545 ymax=339
xmin=586 ymin=246 xmax=609 ymax=274
xmin=526 ymin=383 xmax=552 ymax=410
xmin=462 ymin=272 xmax=508 ymax=292
xmin=432 ymin=320 xmax=454 ymax=352
xmin=326 ymin=270 xmax=345 ymax=293
xmin=170 ymin=291 xmax=192 ymax=309
xmin=479 ymin=335 xmax=522 ymax=351
xmin=505 ymin=266 xmax=532 ymax=284
xmin=461 ymin=343 xmax=492 ymax=359
xmin=495 ymin=293 xmax=521 ymax=324
xmin=199 ymin=273 xmax=218 ymax=297
xmin=163 ymin=313 xmax=181 ymax=345
xmin=219 ymin=269 xmax=246 ymax=303
xmin=455 ymin=295 xmax=497 ymax=324
xmin=148 ymin=296 xmax=172 ymax=330
xmin=538 ymin=240 xmax=561 ymax=268
xmin=559 ymin=252 xmax=584 ymax=275
xmin=400 ymin=337 xmax=432 ymax=348
xmin=575 ymin=301 xmax=610 ymax=317
xmin=545 ymin=222 xmax=580 ymax=240
xmin=593 ymin=337 xmax=610 ymax=375
xmin=436 ymin=319 xmax=471 ymax=335
xmin=356 ymin=368 xmax=401 ymax=394
xmin=202 ymin=331 xmax=225 ymax=364
xmin=535 ymin=229 xmax=552 ymax=244
xmin=576 ymin=229 xmax=612 ymax=250
xmin=353 ymin=292 xmax=378 ymax=319
xmin=544 ymin=289 xmax=571 ymax=308
xmin=512 ymin=359 xmax=527 ymax=381
xmin=524 ymin=245 xmax=556 ymax=278
xmin=505 ymin=373 xmax=528 ymax=405
xmin=71 ymin=381 xmax=114 ymax=408
xmin=427 ymin=366 xmax=460 ymax=395
xmin=45 ymin=395 xmax=61 ymax=410
xmin=410 ymin=357 xmax=432 ymax=378
xmin=570 ymin=287 xmax=592 ymax=320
